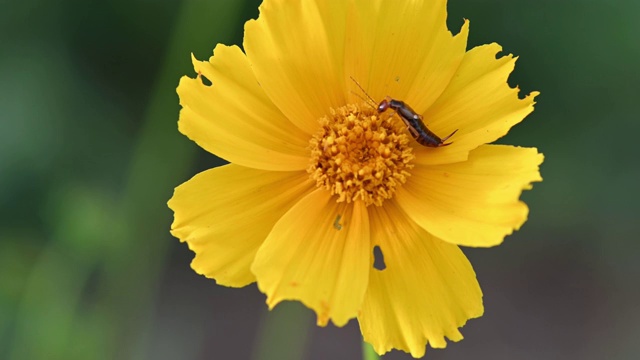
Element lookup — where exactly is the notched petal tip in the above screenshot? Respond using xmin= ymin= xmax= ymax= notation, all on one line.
xmin=452 ymin=18 xmax=470 ymax=37
xmin=190 ymin=52 xmax=198 ymax=68
xmin=421 ymin=41 xmax=542 ymax=165
xmin=360 ymin=203 xmax=483 ymax=358
xmin=251 ymin=190 xmax=370 ymax=328
xmin=169 ymin=165 xmax=315 ymax=288
xmin=528 ymin=90 xmax=541 ymax=102
xmin=176 ymin=43 xmax=311 ymax=171
xmin=488 ymin=48 xmax=541 ymax=103
xmin=399 ymin=145 xmax=544 ymax=248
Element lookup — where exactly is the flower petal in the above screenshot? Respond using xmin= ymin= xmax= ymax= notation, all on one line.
xmin=397 ymin=145 xmax=543 ymax=247
xmin=168 ymin=165 xmax=314 ymax=287
xmin=251 ymin=189 xmax=370 ymax=327
xmin=243 ymin=0 xmax=348 ymax=135
xmin=415 ymin=43 xmax=539 ymax=166
xmin=359 ymin=201 xmax=483 ymax=358
xmin=346 ymin=0 xmax=468 ymax=113
xmin=177 ymin=44 xmax=310 ymax=171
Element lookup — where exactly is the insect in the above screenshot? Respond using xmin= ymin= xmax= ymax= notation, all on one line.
xmin=350 ymin=77 xmax=457 ymax=147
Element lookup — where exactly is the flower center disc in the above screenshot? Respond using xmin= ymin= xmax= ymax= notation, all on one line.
xmin=308 ymin=103 xmax=415 ymax=207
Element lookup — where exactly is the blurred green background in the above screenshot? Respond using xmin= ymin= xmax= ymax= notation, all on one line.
xmin=1 ymin=0 xmax=638 ymax=359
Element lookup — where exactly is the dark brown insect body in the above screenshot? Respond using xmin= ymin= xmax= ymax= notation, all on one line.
xmin=350 ymin=77 xmax=457 ymax=147
xmin=378 ymin=96 xmax=458 ymax=147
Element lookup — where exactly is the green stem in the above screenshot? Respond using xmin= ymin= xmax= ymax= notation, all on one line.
xmin=363 ymin=340 xmax=381 ymax=360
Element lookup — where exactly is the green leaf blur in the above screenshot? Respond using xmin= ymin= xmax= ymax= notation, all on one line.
xmin=1 ymin=0 xmax=638 ymax=359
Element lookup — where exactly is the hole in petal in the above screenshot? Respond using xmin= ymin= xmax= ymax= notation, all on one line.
xmin=373 ymin=245 xmax=386 ymax=271
xmin=199 ymin=73 xmax=212 ymax=86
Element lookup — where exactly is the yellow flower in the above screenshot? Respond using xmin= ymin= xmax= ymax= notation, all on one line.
xmin=168 ymin=0 xmax=543 ymax=357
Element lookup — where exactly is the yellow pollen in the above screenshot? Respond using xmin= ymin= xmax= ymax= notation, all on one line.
xmin=308 ymin=103 xmax=415 ymax=206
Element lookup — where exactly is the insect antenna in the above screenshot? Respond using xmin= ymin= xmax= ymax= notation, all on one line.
xmin=349 ymin=76 xmax=378 ymax=109
xmin=350 ymin=90 xmax=377 ymax=109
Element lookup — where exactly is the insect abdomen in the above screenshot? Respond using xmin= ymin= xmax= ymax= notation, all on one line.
xmin=414 ymin=127 xmax=443 ymax=146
